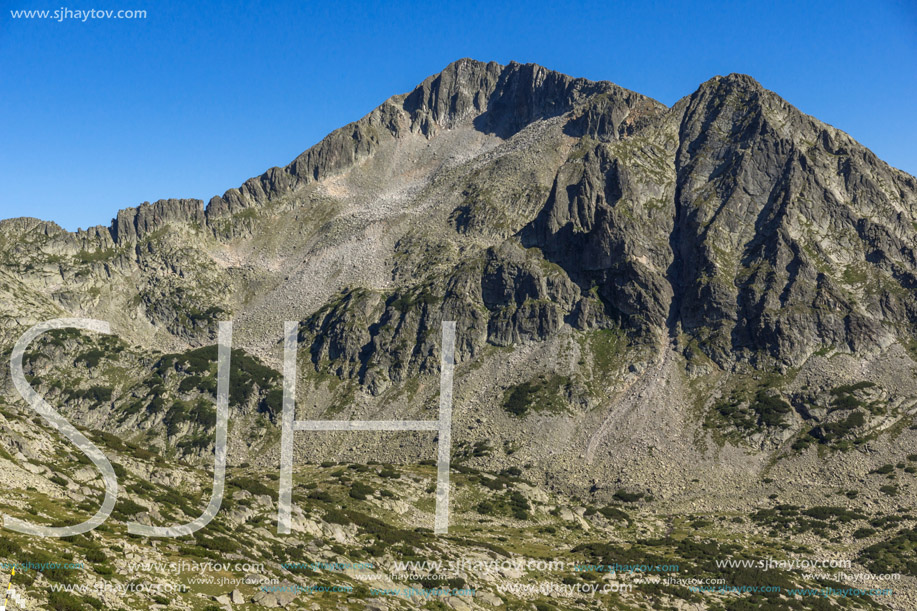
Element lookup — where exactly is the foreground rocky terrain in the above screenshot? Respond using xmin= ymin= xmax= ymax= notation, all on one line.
xmin=1 ymin=59 xmax=916 ymax=609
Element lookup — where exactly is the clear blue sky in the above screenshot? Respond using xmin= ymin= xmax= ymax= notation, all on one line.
xmin=1 ymin=0 xmax=915 ymax=231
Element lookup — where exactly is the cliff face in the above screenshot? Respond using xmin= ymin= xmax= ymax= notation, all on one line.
xmin=521 ymin=70 xmax=917 ymax=368
xmin=667 ymin=74 xmax=917 ymax=366
xmin=111 ymin=198 xmax=206 ymax=243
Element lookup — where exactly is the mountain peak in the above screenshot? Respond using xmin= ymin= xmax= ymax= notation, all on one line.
xmin=402 ymin=59 xmax=663 ymax=140
xmin=711 ymin=72 xmax=764 ymax=89
xmin=685 ymin=72 xmax=771 ymax=108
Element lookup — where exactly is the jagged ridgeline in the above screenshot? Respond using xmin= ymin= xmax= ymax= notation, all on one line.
xmin=1 ymin=58 xmax=917 ymax=487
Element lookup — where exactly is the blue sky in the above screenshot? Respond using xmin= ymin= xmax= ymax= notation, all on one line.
xmin=1 ymin=0 xmax=915 ymax=231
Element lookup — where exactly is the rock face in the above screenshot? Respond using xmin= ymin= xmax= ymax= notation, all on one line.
xmin=1 ymin=58 xmax=917 ymax=480
xmin=112 ymin=199 xmax=206 ymax=243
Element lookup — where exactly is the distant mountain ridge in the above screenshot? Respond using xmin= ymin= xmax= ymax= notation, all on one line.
xmin=2 ymin=59 xmax=667 ymax=242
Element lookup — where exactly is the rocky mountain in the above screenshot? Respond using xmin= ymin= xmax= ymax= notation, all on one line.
xmin=5 ymin=60 xmax=916 ymax=361
xmin=3 ymin=59 xmax=917 ymax=609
